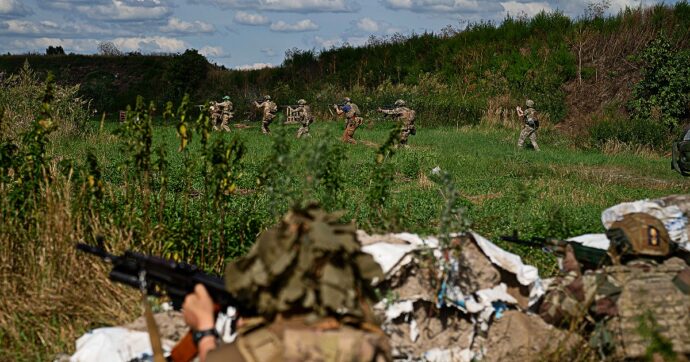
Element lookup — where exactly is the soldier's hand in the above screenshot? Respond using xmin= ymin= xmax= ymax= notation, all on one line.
xmin=182 ymin=284 xmax=215 ymax=331
xmin=377 ymin=108 xmax=382 ymax=112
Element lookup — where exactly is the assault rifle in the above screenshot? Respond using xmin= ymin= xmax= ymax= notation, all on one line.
xmin=77 ymin=241 xmax=249 ymax=362
xmin=500 ymin=231 xmax=610 ymax=270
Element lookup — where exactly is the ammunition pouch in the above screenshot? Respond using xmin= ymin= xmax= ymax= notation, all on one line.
xmin=527 ymin=118 xmax=539 ymax=129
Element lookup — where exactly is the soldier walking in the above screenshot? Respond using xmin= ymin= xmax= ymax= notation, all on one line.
xmin=377 ymin=99 xmax=417 ymax=146
xmin=254 ymin=95 xmax=277 ymax=134
xmin=214 ymin=96 xmax=232 ymax=132
xmin=516 ymin=99 xmax=540 ymax=151
xmin=335 ymin=97 xmax=363 ymax=144
xmin=288 ymin=99 xmax=314 ymax=138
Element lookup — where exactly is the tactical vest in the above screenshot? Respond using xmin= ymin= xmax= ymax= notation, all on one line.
xmin=603 ymin=259 xmax=690 ymax=359
xmin=672 ymin=141 xmax=690 ymax=176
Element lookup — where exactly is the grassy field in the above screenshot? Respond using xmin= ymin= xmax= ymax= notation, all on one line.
xmin=3 ymin=115 xmax=689 ymax=361
xmin=57 ymin=118 xmax=688 ymax=274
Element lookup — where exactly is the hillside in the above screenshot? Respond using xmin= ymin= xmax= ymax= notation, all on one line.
xmin=2 ymin=3 xmax=690 ymax=145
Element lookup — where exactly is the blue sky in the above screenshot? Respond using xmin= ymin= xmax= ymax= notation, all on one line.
xmin=0 ymin=0 xmax=671 ymax=69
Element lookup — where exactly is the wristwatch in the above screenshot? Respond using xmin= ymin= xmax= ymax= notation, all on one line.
xmin=192 ymin=328 xmax=219 ymax=345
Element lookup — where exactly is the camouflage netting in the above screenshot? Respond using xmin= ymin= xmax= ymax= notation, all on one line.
xmin=224 ymin=205 xmax=384 ymax=322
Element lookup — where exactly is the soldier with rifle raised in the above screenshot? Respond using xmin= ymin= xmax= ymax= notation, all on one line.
xmin=77 ymin=205 xmax=392 ymax=362
xmin=377 ymin=99 xmax=417 ymax=147
xmin=287 ymin=99 xmax=314 ymax=138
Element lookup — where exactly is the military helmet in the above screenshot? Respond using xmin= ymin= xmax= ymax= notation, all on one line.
xmin=343 ymin=97 xmax=351 ymax=103
xmin=297 ymin=99 xmax=307 ymax=105
xmin=224 ymin=204 xmax=383 ymax=322
xmin=223 ymin=95 xmax=230 ymax=100
xmin=394 ymin=99 xmax=405 ymax=107
xmin=264 ymin=95 xmax=271 ymax=100
xmin=606 ymin=213 xmax=672 ymax=260
xmin=526 ymin=99 xmax=535 ymax=108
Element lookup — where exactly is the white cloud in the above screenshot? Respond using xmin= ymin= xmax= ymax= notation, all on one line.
xmin=75 ymin=0 xmax=172 ymax=21
xmin=312 ymin=35 xmax=342 ymax=48
xmin=0 ymin=19 xmax=110 ymax=37
xmin=501 ymin=1 xmax=552 ymax=16
xmin=270 ymin=19 xmax=318 ymax=32
xmin=233 ymin=11 xmax=269 ymax=25
xmin=356 ymin=17 xmax=379 ymax=32
xmin=0 ymin=0 xmax=33 ymax=18
xmin=8 ymin=37 xmax=99 ymax=53
xmin=199 ymin=0 xmax=359 ymax=13
xmin=160 ymin=17 xmax=215 ymax=34
xmin=234 ymin=62 xmax=273 ymax=70
xmin=112 ymin=36 xmax=187 ymax=52
xmin=199 ymin=45 xmax=230 ymax=58
xmin=382 ymin=0 xmax=503 ymax=14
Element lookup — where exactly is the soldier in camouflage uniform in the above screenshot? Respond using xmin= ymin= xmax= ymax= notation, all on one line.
xmin=335 ymin=97 xmax=363 ymax=144
xmin=182 ymin=205 xmax=392 ymax=362
xmin=254 ymin=95 xmax=278 ymax=134
xmin=377 ymin=99 xmax=417 ymax=146
xmin=516 ymin=99 xmax=540 ymax=151
xmin=213 ymin=96 xmax=233 ymax=132
xmin=540 ymin=213 xmax=690 ymax=360
xmin=289 ymin=99 xmax=314 ymax=139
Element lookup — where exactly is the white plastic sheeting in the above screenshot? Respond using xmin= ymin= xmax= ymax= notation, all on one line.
xmin=70 ymin=327 xmax=174 ymax=362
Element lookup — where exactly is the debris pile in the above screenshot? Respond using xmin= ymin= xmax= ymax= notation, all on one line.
xmin=359 ymin=230 xmax=582 ymax=361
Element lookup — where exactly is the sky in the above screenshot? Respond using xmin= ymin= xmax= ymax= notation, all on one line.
xmin=0 ymin=0 xmax=674 ymax=69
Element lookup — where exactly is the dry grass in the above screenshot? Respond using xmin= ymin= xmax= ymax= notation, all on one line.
xmin=0 ymin=167 xmax=138 ymax=361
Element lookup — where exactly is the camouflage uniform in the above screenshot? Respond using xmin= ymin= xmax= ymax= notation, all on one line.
xmin=336 ymin=97 xmax=362 ymax=144
xmin=540 ymin=213 xmax=690 ymax=359
xmin=290 ymin=99 xmax=314 ymax=139
xmin=214 ymin=96 xmax=233 ymax=132
xmin=378 ymin=99 xmax=416 ymax=145
xmin=206 ymin=205 xmax=392 ymax=362
xmin=517 ymin=100 xmax=540 ymax=151
xmin=254 ymin=95 xmax=278 ymax=134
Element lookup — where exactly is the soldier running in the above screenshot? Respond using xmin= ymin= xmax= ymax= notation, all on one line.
xmin=288 ymin=99 xmax=314 ymax=139
xmin=213 ymin=96 xmax=233 ymax=132
xmin=254 ymin=95 xmax=278 ymax=134
xmin=377 ymin=99 xmax=417 ymax=146
xmin=516 ymin=99 xmax=540 ymax=151
xmin=334 ymin=97 xmax=363 ymax=144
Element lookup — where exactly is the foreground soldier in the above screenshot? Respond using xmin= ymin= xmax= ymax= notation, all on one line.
xmin=182 ymin=205 xmax=392 ymax=362
xmin=377 ymin=99 xmax=416 ymax=146
xmin=254 ymin=95 xmax=278 ymax=134
xmin=214 ymin=96 xmax=233 ymax=132
xmin=539 ymin=213 xmax=690 ymax=359
xmin=516 ymin=99 xmax=540 ymax=151
xmin=335 ymin=97 xmax=363 ymax=144
xmin=288 ymin=99 xmax=314 ymax=138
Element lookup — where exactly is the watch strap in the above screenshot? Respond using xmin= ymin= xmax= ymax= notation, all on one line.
xmin=192 ymin=328 xmax=218 ymax=345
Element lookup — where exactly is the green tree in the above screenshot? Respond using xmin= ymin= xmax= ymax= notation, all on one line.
xmin=164 ymin=49 xmax=209 ymax=102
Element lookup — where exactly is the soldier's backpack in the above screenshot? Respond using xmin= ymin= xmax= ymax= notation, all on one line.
xmin=672 ymin=140 xmax=690 ymax=176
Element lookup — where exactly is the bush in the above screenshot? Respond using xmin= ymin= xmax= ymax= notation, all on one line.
xmin=589 ymin=116 xmax=671 ymax=148
xmin=0 ymin=62 xmax=89 ymax=142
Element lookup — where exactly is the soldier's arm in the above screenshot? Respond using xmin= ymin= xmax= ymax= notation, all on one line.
xmin=378 ymin=108 xmax=398 ymax=115
xmin=182 ymin=284 xmax=218 ymax=362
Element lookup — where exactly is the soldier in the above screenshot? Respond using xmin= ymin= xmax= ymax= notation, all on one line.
xmin=377 ymin=99 xmax=417 ymax=146
xmin=334 ymin=97 xmax=363 ymax=144
xmin=182 ymin=205 xmax=392 ymax=362
xmin=213 ymin=96 xmax=233 ymax=132
xmin=516 ymin=99 xmax=540 ymax=151
xmin=288 ymin=99 xmax=314 ymax=139
xmin=209 ymin=101 xmax=222 ymax=130
xmin=539 ymin=213 xmax=690 ymax=360
xmin=254 ymin=95 xmax=278 ymax=134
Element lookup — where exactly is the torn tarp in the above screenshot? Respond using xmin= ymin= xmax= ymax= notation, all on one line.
xmin=362 ymin=230 xmax=548 ymax=361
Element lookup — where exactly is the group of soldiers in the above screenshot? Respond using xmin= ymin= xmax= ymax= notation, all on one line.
xmin=207 ymin=95 xmax=418 ymax=146
xmin=208 ymin=94 xmax=541 ymax=151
